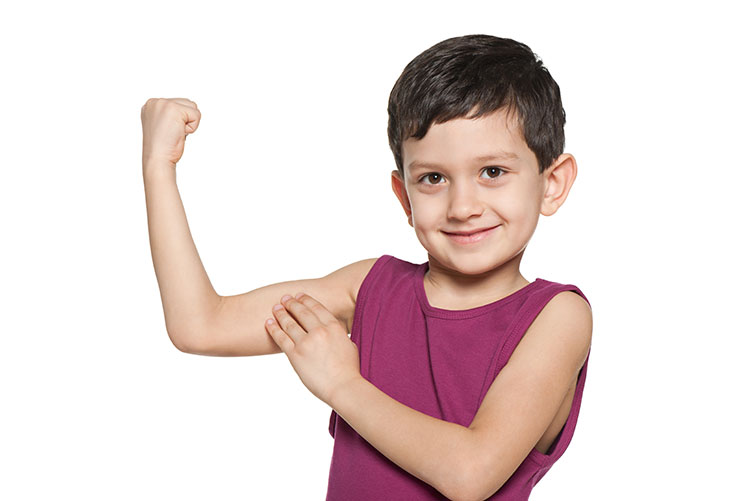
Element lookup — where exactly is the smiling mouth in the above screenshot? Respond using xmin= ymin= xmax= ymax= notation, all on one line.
xmin=442 ymin=225 xmax=501 ymax=244
xmin=443 ymin=224 xmax=501 ymax=236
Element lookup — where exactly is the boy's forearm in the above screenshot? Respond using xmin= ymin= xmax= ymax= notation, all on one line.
xmin=330 ymin=376 xmax=475 ymax=500
xmin=142 ymin=161 xmax=220 ymax=348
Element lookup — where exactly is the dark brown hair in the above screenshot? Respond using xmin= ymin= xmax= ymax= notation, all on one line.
xmin=387 ymin=34 xmax=566 ymax=175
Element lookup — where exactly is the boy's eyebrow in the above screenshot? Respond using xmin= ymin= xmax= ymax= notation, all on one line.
xmin=408 ymin=151 xmax=520 ymax=172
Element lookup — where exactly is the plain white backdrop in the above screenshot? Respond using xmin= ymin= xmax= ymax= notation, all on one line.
xmin=1 ymin=0 xmax=748 ymax=499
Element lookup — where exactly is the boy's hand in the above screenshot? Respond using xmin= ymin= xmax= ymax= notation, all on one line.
xmin=141 ymin=98 xmax=201 ymax=168
xmin=265 ymin=293 xmax=362 ymax=406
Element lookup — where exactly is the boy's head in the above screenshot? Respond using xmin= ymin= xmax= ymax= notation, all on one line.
xmin=387 ymin=35 xmax=577 ymax=277
xmin=387 ymin=34 xmax=565 ymax=176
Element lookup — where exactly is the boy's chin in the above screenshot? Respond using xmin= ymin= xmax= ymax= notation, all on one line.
xmin=430 ymin=253 xmax=508 ymax=276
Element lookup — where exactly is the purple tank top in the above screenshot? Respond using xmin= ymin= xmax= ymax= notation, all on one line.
xmin=326 ymin=255 xmax=591 ymax=500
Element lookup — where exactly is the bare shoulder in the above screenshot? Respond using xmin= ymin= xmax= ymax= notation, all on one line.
xmin=548 ymin=290 xmax=592 ymax=319
xmin=532 ymin=290 xmax=593 ymax=366
xmin=325 ymin=257 xmax=379 ymax=300
xmin=322 ymin=257 xmax=379 ymax=332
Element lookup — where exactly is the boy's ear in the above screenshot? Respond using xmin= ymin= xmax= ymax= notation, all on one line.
xmin=391 ymin=170 xmax=413 ymax=227
xmin=540 ymin=153 xmax=578 ymax=217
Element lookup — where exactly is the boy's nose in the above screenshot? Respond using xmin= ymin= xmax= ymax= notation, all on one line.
xmin=447 ymin=183 xmax=483 ymax=220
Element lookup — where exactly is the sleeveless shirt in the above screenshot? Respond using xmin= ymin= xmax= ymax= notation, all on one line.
xmin=325 ymin=255 xmax=592 ymax=500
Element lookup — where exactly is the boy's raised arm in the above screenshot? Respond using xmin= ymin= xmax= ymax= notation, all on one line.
xmin=141 ymin=97 xmax=373 ymax=356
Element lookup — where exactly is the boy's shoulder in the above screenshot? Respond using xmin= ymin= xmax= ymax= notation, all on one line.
xmin=521 ymin=280 xmax=592 ymax=349
xmin=529 ymin=285 xmax=593 ymax=359
xmin=325 ymin=254 xmax=424 ymax=332
xmin=321 ymin=257 xmax=380 ymax=332
xmin=544 ymin=289 xmax=592 ymax=321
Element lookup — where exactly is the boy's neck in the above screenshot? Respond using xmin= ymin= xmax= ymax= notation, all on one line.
xmin=422 ymin=253 xmax=530 ymax=310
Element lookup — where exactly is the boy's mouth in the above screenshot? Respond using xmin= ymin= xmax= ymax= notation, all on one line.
xmin=442 ymin=224 xmax=501 ymax=236
xmin=442 ymin=224 xmax=501 ymax=244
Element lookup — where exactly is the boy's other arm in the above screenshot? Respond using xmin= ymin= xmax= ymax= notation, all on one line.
xmin=463 ymin=291 xmax=592 ymax=500
xmin=192 ymin=258 xmax=377 ymax=357
xmin=329 ymin=290 xmax=592 ymax=501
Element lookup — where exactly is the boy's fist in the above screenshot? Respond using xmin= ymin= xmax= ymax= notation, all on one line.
xmin=141 ymin=98 xmax=201 ymax=167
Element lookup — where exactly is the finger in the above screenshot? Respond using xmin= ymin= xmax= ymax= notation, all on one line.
xmin=265 ymin=317 xmax=295 ymax=354
xmin=293 ymin=293 xmax=340 ymax=325
xmin=272 ymin=303 xmax=307 ymax=344
xmin=280 ymin=295 xmax=324 ymax=332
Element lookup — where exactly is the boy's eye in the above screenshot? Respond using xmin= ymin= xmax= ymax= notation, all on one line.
xmin=419 ymin=173 xmax=445 ymax=185
xmin=480 ymin=167 xmax=505 ymax=179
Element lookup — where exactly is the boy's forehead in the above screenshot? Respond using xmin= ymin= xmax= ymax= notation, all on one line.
xmin=403 ymin=109 xmax=533 ymax=172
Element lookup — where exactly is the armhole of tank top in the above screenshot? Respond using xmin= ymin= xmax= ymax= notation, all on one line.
xmin=496 ymin=284 xmax=592 ymax=467
xmin=329 ymin=254 xmax=395 ymax=439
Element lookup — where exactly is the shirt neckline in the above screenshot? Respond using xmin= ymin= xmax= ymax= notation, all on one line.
xmin=413 ymin=260 xmax=542 ymax=319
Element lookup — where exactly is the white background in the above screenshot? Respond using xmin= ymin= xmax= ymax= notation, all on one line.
xmin=1 ymin=0 xmax=748 ymax=499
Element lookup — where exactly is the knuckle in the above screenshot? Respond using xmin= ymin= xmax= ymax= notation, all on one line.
xmin=310 ymin=326 xmax=328 ymax=337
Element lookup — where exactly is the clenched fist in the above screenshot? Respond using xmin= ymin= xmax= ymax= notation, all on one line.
xmin=141 ymin=98 xmax=201 ymax=168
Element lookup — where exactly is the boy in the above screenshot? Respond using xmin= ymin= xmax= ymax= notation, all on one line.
xmin=142 ymin=34 xmax=593 ymax=500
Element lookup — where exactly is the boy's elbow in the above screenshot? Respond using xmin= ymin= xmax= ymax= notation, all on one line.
xmin=446 ymin=482 xmax=489 ymax=501
xmin=167 ymin=327 xmax=203 ymax=354
xmin=445 ymin=457 xmax=499 ymax=501
xmin=444 ymin=479 xmax=482 ymax=501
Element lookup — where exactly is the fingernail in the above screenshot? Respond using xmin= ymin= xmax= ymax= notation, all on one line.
xmin=281 ymin=294 xmax=292 ymax=302
xmin=295 ymin=293 xmax=304 ymax=299
xmin=273 ymin=304 xmax=283 ymax=311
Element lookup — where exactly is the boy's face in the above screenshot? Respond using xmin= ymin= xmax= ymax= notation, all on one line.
xmin=392 ymin=108 xmax=572 ymax=277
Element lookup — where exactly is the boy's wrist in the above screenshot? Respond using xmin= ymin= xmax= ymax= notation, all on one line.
xmin=329 ymin=374 xmax=367 ymax=411
xmin=142 ymin=158 xmax=177 ymax=181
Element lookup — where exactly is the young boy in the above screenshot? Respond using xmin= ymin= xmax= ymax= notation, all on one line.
xmin=142 ymin=34 xmax=593 ymax=500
